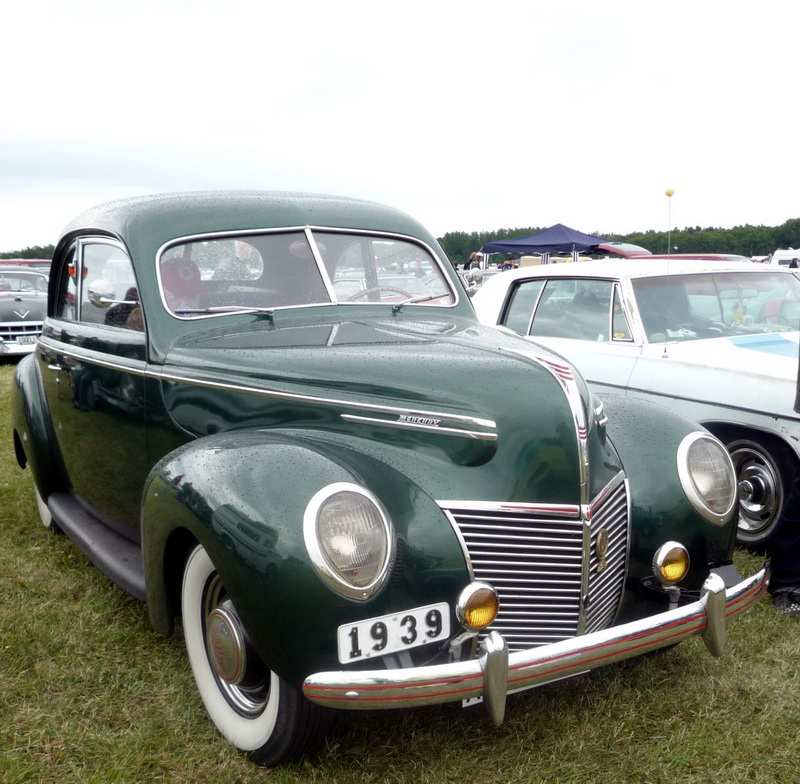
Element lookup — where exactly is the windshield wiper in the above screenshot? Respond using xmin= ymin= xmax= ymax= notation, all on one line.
xmin=176 ymin=305 xmax=275 ymax=321
xmin=391 ymin=294 xmax=443 ymax=314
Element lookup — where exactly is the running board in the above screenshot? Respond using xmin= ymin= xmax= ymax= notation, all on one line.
xmin=47 ymin=492 xmax=147 ymax=602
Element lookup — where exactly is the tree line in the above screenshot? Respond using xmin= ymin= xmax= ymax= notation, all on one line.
xmin=0 ymin=245 xmax=55 ymax=260
xmin=439 ymin=218 xmax=800 ymax=265
xmin=4 ymin=217 xmax=800 ymax=266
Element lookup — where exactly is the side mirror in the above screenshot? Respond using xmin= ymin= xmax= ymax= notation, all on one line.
xmin=88 ymin=280 xmax=115 ymax=308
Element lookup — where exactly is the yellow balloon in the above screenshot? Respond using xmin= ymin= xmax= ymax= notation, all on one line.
xmin=665 ymin=188 xmax=675 ymax=197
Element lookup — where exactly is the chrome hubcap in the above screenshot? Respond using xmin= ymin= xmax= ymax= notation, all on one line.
xmin=203 ymin=577 xmax=270 ymax=717
xmin=732 ymin=446 xmax=781 ymax=535
xmin=207 ymin=604 xmax=246 ymax=684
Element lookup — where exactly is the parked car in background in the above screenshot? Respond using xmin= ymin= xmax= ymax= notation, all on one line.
xmin=764 ymin=249 xmax=800 ymax=267
xmin=0 ymin=266 xmax=48 ymax=357
xmin=11 ymin=193 xmax=766 ymax=765
xmin=0 ymin=258 xmax=51 ymax=272
xmin=473 ymin=258 xmax=800 ymax=551
xmin=626 ymin=253 xmax=754 ymax=263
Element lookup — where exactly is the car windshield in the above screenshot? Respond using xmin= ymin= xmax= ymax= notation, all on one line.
xmin=158 ymin=230 xmax=455 ymax=317
xmin=632 ymin=271 xmax=800 ymax=342
xmin=0 ymin=271 xmax=48 ymax=293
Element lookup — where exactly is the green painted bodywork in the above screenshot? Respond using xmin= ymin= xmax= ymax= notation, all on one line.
xmin=11 ymin=192 xmax=739 ymax=689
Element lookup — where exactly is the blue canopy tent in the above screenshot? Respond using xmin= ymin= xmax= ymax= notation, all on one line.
xmin=482 ymin=223 xmax=610 ymax=264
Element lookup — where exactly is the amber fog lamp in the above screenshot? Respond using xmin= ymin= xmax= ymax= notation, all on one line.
xmin=457 ymin=582 xmax=499 ymax=630
xmin=652 ymin=542 xmax=690 ymax=585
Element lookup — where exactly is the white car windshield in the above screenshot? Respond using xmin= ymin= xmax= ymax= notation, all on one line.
xmin=632 ymin=271 xmax=800 ymax=342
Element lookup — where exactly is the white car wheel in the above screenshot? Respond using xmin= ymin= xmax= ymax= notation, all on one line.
xmin=181 ymin=544 xmax=330 ymax=766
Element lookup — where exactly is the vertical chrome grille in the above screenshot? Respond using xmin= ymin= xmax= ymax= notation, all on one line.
xmin=442 ymin=476 xmax=629 ymax=652
xmin=585 ymin=479 xmax=629 ymax=633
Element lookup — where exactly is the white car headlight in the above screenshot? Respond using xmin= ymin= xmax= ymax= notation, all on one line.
xmin=677 ymin=432 xmax=737 ymax=525
xmin=303 ymin=483 xmax=395 ymax=600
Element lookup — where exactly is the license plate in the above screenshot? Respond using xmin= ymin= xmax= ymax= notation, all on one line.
xmin=17 ymin=335 xmax=36 ymax=345
xmin=337 ymin=602 xmax=450 ymax=664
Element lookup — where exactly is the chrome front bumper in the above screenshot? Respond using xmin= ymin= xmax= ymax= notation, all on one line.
xmin=303 ymin=566 xmax=768 ymax=725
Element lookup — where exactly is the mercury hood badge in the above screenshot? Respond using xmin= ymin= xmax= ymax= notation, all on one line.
xmin=398 ymin=415 xmax=442 ymax=427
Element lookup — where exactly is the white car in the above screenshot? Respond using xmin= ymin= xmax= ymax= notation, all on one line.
xmin=472 ymin=258 xmax=800 ymax=550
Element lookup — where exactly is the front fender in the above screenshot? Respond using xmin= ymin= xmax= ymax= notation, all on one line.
xmin=601 ymin=394 xmax=738 ymax=605
xmin=142 ymin=429 xmax=469 ymax=687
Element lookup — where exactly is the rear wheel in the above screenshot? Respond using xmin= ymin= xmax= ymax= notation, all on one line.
xmin=726 ymin=437 xmax=795 ymax=552
xmin=181 ymin=544 xmax=331 ymax=766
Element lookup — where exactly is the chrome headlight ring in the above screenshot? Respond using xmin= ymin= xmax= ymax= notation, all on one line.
xmin=677 ymin=432 xmax=737 ymax=526
xmin=303 ymin=482 xmax=395 ymax=601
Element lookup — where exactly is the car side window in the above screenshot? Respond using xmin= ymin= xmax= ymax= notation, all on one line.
xmin=81 ymin=243 xmax=143 ymax=331
xmin=531 ymin=278 xmax=613 ymax=341
xmin=501 ymin=279 xmax=544 ymax=334
xmin=612 ymin=285 xmax=633 ymax=341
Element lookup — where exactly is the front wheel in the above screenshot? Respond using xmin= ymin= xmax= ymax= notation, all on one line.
xmin=726 ymin=437 xmax=795 ymax=552
xmin=181 ymin=544 xmax=331 ymax=766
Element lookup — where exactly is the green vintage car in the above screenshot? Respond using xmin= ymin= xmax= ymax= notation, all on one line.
xmin=11 ymin=192 xmax=767 ymax=766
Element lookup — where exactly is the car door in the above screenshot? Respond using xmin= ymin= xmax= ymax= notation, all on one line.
xmin=38 ymin=238 xmax=149 ymax=534
xmin=502 ymin=276 xmax=643 ymax=394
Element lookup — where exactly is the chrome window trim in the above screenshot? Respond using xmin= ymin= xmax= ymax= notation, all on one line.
xmin=155 ymin=225 xmax=460 ymax=320
xmin=302 ymin=482 xmax=395 ymax=601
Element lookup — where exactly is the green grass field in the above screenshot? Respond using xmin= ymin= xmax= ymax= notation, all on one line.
xmin=2 ymin=362 xmax=799 ymax=783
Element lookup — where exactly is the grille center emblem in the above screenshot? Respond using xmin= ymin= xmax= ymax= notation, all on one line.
xmin=595 ymin=528 xmax=610 ymax=573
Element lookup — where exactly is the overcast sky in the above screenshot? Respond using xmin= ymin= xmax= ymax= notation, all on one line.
xmin=2 ymin=0 xmax=798 ymax=252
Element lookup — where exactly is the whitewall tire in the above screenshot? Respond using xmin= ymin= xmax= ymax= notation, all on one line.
xmin=181 ymin=544 xmax=330 ymax=766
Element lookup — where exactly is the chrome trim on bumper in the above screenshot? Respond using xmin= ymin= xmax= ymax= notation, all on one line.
xmin=303 ymin=566 xmax=768 ymax=719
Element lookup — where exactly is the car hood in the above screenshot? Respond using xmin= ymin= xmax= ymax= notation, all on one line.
xmin=0 ymin=292 xmax=47 ymax=320
xmin=160 ymin=314 xmax=609 ymax=505
xmin=645 ymin=330 xmax=799 ymax=381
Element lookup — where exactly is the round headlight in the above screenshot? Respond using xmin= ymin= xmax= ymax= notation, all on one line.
xmin=653 ymin=541 xmax=690 ymax=585
xmin=677 ymin=432 xmax=736 ymax=525
xmin=304 ymin=483 xmax=394 ymax=600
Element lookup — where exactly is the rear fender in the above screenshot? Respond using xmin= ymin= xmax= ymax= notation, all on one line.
xmin=10 ymin=354 xmax=68 ymax=499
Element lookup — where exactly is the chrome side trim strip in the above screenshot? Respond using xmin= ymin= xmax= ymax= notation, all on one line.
xmin=341 ymin=414 xmax=497 ymax=441
xmin=38 ymin=337 xmax=147 ymax=376
xmin=36 ymin=337 xmax=496 ymax=432
xmin=154 ymin=368 xmax=497 ymax=430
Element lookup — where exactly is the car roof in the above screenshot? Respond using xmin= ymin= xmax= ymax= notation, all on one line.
xmin=0 ymin=265 xmax=48 ymax=276
xmin=492 ymin=257 xmax=785 ymax=282
xmin=56 ymin=191 xmax=442 ymax=260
